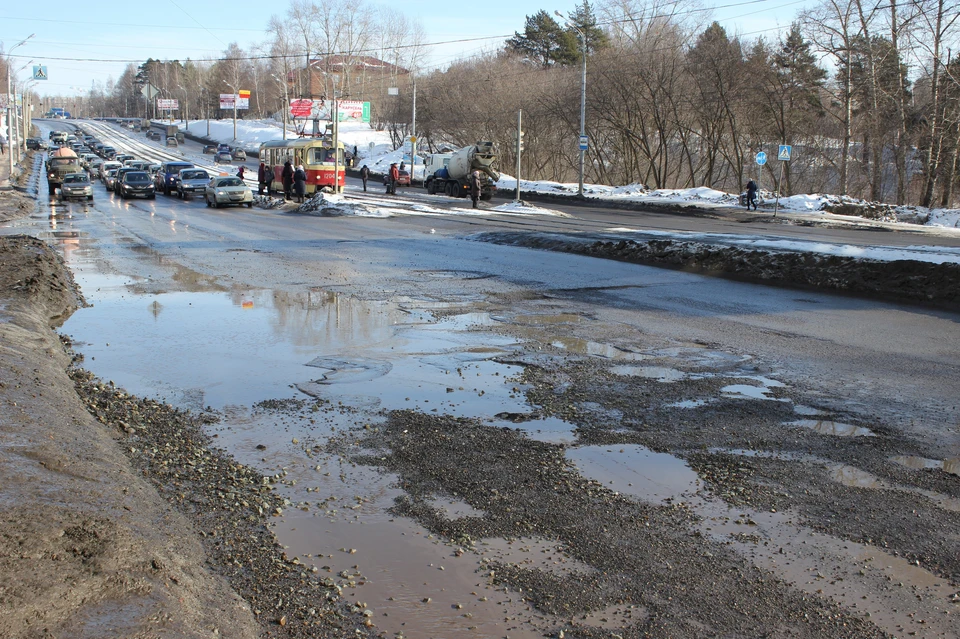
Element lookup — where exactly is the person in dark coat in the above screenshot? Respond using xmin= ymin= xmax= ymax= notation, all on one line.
xmin=293 ymin=164 xmax=307 ymax=203
xmin=236 ymin=165 xmax=246 ymax=180
xmin=746 ymin=178 xmax=759 ymax=210
xmin=281 ymin=160 xmax=294 ymax=200
xmin=469 ymin=170 xmax=482 ymax=208
xmin=360 ymin=165 xmax=369 ymax=192
xmin=257 ymin=162 xmax=270 ymax=195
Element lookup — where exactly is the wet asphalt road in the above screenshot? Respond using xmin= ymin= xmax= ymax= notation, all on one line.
xmin=8 ymin=119 xmax=960 ymax=638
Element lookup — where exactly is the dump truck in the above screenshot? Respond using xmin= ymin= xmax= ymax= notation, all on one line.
xmin=153 ymin=123 xmax=185 ymax=143
xmin=46 ymin=147 xmax=82 ymax=195
xmin=423 ymin=142 xmax=499 ymax=200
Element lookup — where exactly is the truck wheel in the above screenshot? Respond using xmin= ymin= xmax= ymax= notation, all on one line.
xmin=48 ymin=184 xmax=56 ymax=195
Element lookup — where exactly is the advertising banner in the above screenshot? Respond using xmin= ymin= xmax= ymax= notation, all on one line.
xmin=157 ymin=98 xmax=179 ymax=110
xmin=288 ymin=99 xmax=370 ymax=122
xmin=220 ymin=94 xmax=249 ymax=110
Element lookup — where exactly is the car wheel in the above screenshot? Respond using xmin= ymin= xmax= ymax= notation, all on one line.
xmin=246 ymin=202 xmax=253 ymax=208
xmin=205 ymin=196 xmax=212 ymax=208
xmin=177 ymin=190 xmax=182 ymax=199
xmin=214 ymin=197 xmax=221 ymax=209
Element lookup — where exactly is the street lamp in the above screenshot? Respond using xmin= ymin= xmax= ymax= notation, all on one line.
xmin=271 ymin=73 xmax=289 ymax=140
xmin=555 ymin=11 xmax=586 ymax=197
xmin=177 ymin=84 xmax=188 ymax=129
xmin=223 ymin=80 xmax=238 ymax=140
xmin=5 ymin=34 xmax=35 ymax=176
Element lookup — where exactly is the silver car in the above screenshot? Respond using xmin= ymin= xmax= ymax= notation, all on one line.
xmin=60 ymin=173 xmax=94 ymax=201
xmin=175 ymin=168 xmax=211 ymax=199
xmin=205 ymin=176 xmax=253 ymax=208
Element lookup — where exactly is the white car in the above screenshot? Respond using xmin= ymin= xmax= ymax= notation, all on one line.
xmin=205 ymin=176 xmax=253 ymax=208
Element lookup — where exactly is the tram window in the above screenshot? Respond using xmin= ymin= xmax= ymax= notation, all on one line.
xmin=312 ymin=148 xmax=339 ymax=164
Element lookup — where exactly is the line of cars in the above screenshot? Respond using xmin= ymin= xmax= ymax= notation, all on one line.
xmin=51 ymin=125 xmax=254 ymax=207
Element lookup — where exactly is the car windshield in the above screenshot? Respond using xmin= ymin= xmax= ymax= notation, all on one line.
xmin=167 ymin=164 xmax=192 ymax=173
xmin=105 ymin=170 xmax=117 ymax=177
xmin=182 ymin=171 xmax=208 ymax=180
xmin=124 ymin=172 xmax=150 ymax=183
xmin=218 ymin=178 xmax=243 ymax=187
xmin=64 ymin=175 xmax=88 ymax=184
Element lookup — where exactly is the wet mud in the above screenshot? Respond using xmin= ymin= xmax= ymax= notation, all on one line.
xmin=476 ymin=232 xmax=960 ymax=309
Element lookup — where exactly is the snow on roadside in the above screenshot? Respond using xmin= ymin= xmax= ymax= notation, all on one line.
xmin=490 ymin=201 xmax=571 ymax=217
xmin=605 ymin=228 xmax=960 ymax=264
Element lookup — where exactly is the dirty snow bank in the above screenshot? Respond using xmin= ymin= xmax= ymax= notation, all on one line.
xmin=295 ymin=192 xmax=392 ymax=217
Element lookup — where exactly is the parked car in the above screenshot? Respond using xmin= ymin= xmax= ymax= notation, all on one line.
xmin=202 ymin=144 xmax=218 ymax=154
xmin=205 ymin=176 xmax=253 ymax=208
xmin=118 ymin=171 xmax=156 ymax=199
xmin=25 ymin=138 xmax=46 ymax=150
xmin=155 ymin=161 xmax=195 ymax=195
xmin=102 ymin=169 xmax=119 ymax=190
xmin=232 ymin=149 xmax=247 ymax=160
xmin=60 ymin=173 xmax=94 ymax=201
xmin=396 ymin=169 xmax=411 ymax=186
xmin=174 ymin=168 xmax=211 ymax=199
xmin=214 ymin=152 xmax=233 ymax=164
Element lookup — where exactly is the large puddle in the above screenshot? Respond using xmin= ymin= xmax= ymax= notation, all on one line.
xmin=60 ymin=257 xmax=582 ymax=637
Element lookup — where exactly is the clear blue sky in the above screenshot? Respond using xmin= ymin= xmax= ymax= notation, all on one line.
xmin=1 ymin=0 xmax=811 ymax=97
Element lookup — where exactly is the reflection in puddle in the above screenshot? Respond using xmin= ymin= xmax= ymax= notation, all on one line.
xmin=891 ymin=455 xmax=960 ymax=476
xmin=549 ymin=337 xmax=648 ymax=360
xmin=793 ymin=404 xmax=825 ymax=416
xmin=828 ymin=464 xmax=883 ymax=488
xmin=720 ymin=384 xmax=780 ymax=400
xmin=480 ymin=536 xmax=593 ymax=577
xmin=566 ymin=445 xmax=700 ymax=503
xmin=610 ymin=365 xmax=687 ymax=382
xmin=489 ymin=416 xmax=577 ymax=444
xmin=784 ymin=419 xmax=875 ymax=437
xmin=667 ymin=398 xmax=711 ymax=409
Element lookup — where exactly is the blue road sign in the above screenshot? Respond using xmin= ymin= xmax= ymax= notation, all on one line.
xmin=32 ymin=66 xmax=48 ymax=80
xmin=755 ymin=151 xmax=767 ymax=165
xmin=778 ymin=145 xmax=792 ymax=161
xmin=578 ymin=135 xmax=589 ymax=151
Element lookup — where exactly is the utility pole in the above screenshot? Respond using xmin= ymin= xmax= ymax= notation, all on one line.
xmin=515 ymin=109 xmax=522 ymax=202
xmin=5 ymin=34 xmax=34 ymax=178
xmin=332 ymin=90 xmax=340 ymax=193
xmin=410 ymin=78 xmax=417 ymax=184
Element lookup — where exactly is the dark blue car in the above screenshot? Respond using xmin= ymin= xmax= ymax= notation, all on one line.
xmin=155 ymin=161 xmax=194 ymax=195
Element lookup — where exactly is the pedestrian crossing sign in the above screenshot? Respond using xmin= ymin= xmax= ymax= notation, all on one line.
xmin=33 ymin=66 xmax=48 ymax=81
xmin=778 ymin=145 xmax=792 ymax=161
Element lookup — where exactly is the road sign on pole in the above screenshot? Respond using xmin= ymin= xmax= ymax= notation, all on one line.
xmin=32 ymin=66 xmax=48 ymax=80
xmin=755 ymin=151 xmax=767 ymax=166
xmin=578 ymin=135 xmax=588 ymax=151
xmin=778 ymin=145 xmax=792 ymax=161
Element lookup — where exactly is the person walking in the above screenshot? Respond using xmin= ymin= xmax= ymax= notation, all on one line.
xmin=293 ymin=164 xmax=307 ymax=203
xmin=469 ymin=170 xmax=482 ymax=208
xmin=746 ymin=178 xmax=759 ymax=210
xmin=281 ymin=160 xmax=294 ymax=201
xmin=388 ymin=163 xmax=399 ymax=195
xmin=257 ymin=162 xmax=269 ymax=195
xmin=360 ymin=164 xmax=369 ymax=192
xmin=0 ymin=134 xmax=6 ymax=155
xmin=236 ymin=165 xmax=246 ymax=180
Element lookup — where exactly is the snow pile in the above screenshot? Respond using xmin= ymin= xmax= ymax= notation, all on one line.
xmin=925 ymin=208 xmax=960 ymax=228
xmin=489 ymin=201 xmax=571 ymax=217
xmin=253 ymin=195 xmax=286 ymax=209
xmin=295 ymin=192 xmax=391 ymax=217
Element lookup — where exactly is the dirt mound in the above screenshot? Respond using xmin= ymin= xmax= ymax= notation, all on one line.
xmin=0 ymin=235 xmax=85 ymax=325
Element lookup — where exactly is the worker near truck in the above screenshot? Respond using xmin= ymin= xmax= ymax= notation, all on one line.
xmin=469 ymin=170 xmax=482 ymax=208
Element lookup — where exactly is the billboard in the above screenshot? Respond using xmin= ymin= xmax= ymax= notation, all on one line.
xmin=289 ymin=99 xmax=370 ymax=123
xmin=157 ymin=98 xmax=179 ymax=110
xmin=220 ymin=93 xmax=249 ymax=110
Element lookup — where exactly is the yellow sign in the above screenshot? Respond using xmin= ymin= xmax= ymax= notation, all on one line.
xmin=409 ymin=136 xmax=417 ymax=143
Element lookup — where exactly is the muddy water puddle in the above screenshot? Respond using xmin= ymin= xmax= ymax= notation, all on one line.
xmin=566 ymin=444 xmax=702 ymax=503
xmin=784 ymin=419 xmax=876 ymax=437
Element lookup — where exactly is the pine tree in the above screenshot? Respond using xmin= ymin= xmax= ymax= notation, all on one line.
xmin=567 ymin=0 xmax=609 ymax=59
xmin=507 ymin=10 xmax=579 ymax=68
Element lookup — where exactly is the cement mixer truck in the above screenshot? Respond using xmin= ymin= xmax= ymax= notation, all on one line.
xmin=46 ymin=147 xmax=82 ymax=195
xmin=424 ymin=142 xmax=499 ymax=200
